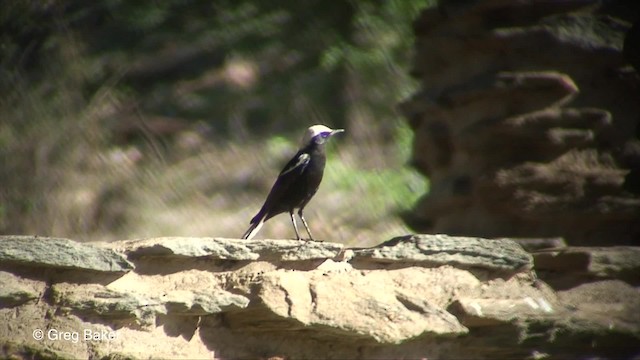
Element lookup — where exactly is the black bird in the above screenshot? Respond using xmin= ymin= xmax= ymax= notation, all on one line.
xmin=243 ymin=124 xmax=344 ymax=240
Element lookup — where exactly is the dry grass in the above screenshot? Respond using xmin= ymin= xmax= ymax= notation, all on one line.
xmin=1 ymin=104 xmax=425 ymax=248
xmin=1 ymin=83 xmax=426 ymax=248
xmin=107 ymin=132 xmax=426 ymax=247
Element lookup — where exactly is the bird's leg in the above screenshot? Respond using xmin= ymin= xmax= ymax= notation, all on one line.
xmin=298 ymin=209 xmax=315 ymax=241
xmin=290 ymin=211 xmax=301 ymax=240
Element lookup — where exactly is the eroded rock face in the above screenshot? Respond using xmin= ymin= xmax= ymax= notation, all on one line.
xmin=401 ymin=0 xmax=640 ymax=245
xmin=1 ymin=235 xmax=638 ymax=359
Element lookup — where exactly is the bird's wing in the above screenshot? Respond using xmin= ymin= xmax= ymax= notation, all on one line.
xmin=251 ymin=151 xmax=310 ymax=222
xmin=280 ymin=152 xmax=310 ymax=176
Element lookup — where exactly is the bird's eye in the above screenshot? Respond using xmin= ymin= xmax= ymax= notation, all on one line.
xmin=321 ymin=132 xmax=329 ymax=138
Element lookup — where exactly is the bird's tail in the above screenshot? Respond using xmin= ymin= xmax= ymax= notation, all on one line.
xmin=242 ymin=212 xmax=266 ymax=240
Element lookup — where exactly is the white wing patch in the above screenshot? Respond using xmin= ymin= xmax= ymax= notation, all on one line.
xmin=243 ymin=218 xmax=264 ymax=240
xmin=281 ymin=153 xmax=310 ymax=175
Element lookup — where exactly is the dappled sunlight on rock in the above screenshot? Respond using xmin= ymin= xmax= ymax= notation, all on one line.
xmin=1 ymin=234 xmax=638 ymax=359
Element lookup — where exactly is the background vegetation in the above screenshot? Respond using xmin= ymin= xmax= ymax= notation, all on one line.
xmin=1 ymin=0 xmax=431 ymax=246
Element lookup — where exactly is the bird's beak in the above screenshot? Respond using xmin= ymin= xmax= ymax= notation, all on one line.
xmin=330 ymin=129 xmax=345 ymax=136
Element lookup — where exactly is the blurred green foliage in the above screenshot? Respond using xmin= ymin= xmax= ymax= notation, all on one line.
xmin=2 ymin=0 xmax=430 ymax=136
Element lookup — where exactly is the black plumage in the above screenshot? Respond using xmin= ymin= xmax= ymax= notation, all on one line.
xmin=243 ymin=125 xmax=344 ymax=240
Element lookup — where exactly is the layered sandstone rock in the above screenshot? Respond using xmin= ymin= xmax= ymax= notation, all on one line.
xmin=1 ymin=235 xmax=638 ymax=359
xmin=400 ymin=0 xmax=640 ymax=245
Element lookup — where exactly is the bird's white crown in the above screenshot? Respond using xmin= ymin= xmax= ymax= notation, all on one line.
xmin=301 ymin=124 xmax=341 ymax=146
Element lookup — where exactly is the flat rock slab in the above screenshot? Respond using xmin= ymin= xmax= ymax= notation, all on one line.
xmin=52 ymin=283 xmax=249 ymax=329
xmin=0 ymin=236 xmax=133 ymax=273
xmin=449 ymin=297 xmax=555 ymax=327
xmin=351 ymin=234 xmax=533 ymax=273
xmin=0 ymin=271 xmax=42 ymax=307
xmin=113 ymin=237 xmax=344 ymax=261
xmin=248 ymin=269 xmax=469 ymax=344
xmin=162 ymin=289 xmax=250 ymax=315
xmin=533 ymin=246 xmax=640 ymax=284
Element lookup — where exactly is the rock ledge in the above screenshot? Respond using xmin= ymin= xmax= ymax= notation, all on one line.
xmin=1 ymin=235 xmax=638 ymax=359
